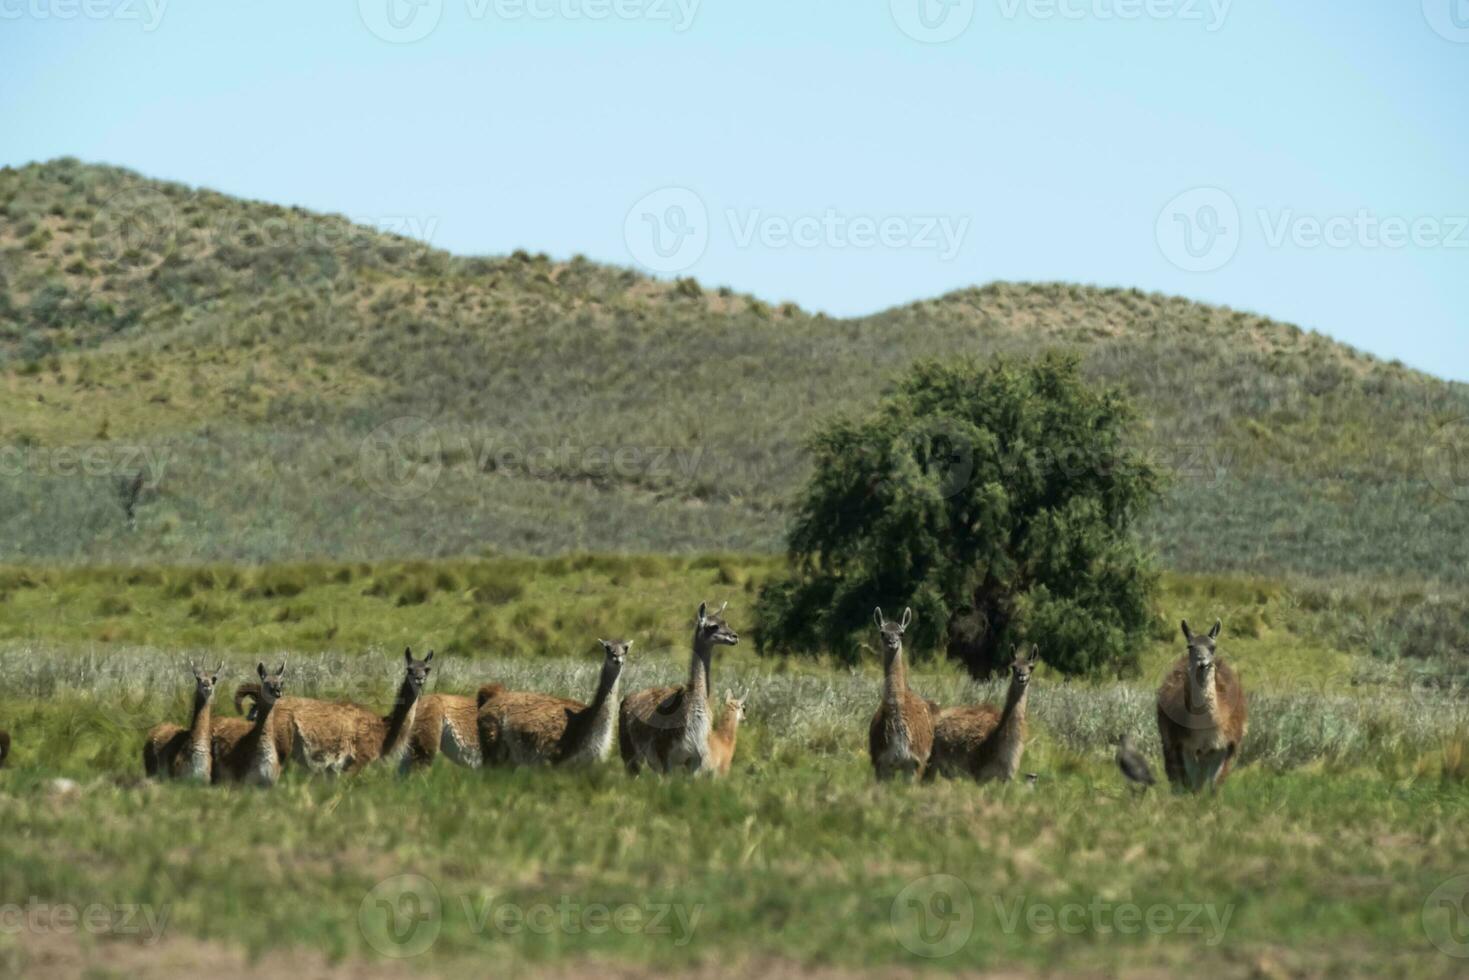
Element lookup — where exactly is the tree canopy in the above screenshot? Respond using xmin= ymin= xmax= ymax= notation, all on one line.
xmin=753 ymin=353 xmax=1161 ymax=677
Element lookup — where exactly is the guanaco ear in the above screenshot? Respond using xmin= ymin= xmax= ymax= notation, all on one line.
xmin=403 ymin=647 xmax=413 ymax=666
xmin=874 ymin=607 xmax=885 ymax=629
xmin=424 ymin=650 xmax=434 ymax=663
xmin=625 ymin=640 xmax=633 ymax=652
xmin=257 ymin=662 xmax=268 ymax=681
xmin=1181 ymin=620 xmax=1193 ymax=642
xmin=598 ymin=638 xmax=609 ymax=650
xmin=697 ymin=601 xmax=708 ymax=625
xmin=1029 ymin=644 xmax=1040 ymax=664
xmin=716 ymin=600 xmax=728 ymax=617
xmin=900 ymin=607 xmax=913 ymax=630
xmin=276 ymin=659 xmax=287 ymax=677
xmin=1209 ymin=620 xmax=1222 ymax=639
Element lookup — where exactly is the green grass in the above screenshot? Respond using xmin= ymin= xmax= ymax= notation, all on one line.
xmin=3 ymin=646 xmax=1469 ymax=977
xmin=3 ymin=559 xmax=1469 ymax=975
xmin=1 ymin=557 xmax=1467 ymax=687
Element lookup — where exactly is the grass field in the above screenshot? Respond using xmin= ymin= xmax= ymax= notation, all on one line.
xmin=3 ymin=560 xmax=1469 ymax=977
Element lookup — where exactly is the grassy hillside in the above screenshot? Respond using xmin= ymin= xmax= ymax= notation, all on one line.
xmin=3 ymin=158 xmax=1468 ymax=587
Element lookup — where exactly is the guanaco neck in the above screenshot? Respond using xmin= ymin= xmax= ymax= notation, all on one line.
xmin=380 ymin=677 xmax=423 ymax=761
xmin=586 ymin=659 xmax=623 ymax=717
xmin=882 ymin=641 xmax=909 ymax=712
xmin=186 ymin=687 xmax=215 ymax=775
xmin=714 ymin=706 xmax=742 ymax=744
xmin=1186 ymin=661 xmax=1219 ymax=723
xmin=993 ymin=676 xmax=1029 ymax=745
xmin=683 ymin=632 xmax=714 ymax=741
xmin=570 ymin=659 xmax=623 ymax=752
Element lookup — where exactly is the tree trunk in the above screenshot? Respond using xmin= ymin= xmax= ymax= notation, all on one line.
xmin=945 ymin=589 xmax=1011 ymax=678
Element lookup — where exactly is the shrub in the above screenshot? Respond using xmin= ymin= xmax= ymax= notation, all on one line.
xmin=754 ymin=354 xmax=1161 ymax=677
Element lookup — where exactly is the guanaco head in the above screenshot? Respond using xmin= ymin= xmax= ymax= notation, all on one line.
xmin=873 ymin=606 xmax=913 ymax=657
xmin=720 ymin=689 xmax=748 ymax=725
xmin=598 ymin=638 xmax=632 ymax=672
xmin=190 ymin=663 xmax=223 ymax=704
xmin=1181 ymin=619 xmax=1221 ymax=685
xmin=255 ymin=660 xmax=287 ymax=709
xmin=695 ymin=602 xmax=739 ymax=651
xmin=401 ymin=648 xmax=434 ymax=698
xmin=1008 ymin=645 xmax=1040 ymax=690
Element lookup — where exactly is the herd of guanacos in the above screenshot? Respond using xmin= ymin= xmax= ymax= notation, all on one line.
xmin=0 ymin=601 xmax=1247 ymax=794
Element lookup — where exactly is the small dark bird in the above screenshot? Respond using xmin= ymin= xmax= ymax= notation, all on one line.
xmin=1115 ymin=733 xmax=1155 ymax=791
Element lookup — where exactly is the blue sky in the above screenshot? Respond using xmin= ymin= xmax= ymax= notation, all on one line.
xmin=2 ymin=0 xmax=1466 ymax=379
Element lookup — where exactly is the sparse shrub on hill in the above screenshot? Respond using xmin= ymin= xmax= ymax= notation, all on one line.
xmin=754 ymin=354 xmax=1161 ymax=677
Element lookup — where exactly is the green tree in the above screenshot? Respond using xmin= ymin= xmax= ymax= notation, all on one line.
xmin=754 ymin=353 xmax=1161 ymax=677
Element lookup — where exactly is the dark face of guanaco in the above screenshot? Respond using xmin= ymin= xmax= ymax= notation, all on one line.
xmin=256 ymin=661 xmax=287 ymax=707
xmin=1181 ymin=620 xmax=1221 ymax=686
xmin=191 ymin=664 xmax=223 ymax=704
xmin=696 ymin=602 xmax=740 ymax=649
xmin=402 ymin=648 xmax=434 ymax=697
xmin=1009 ymin=646 xmax=1040 ymax=690
xmin=598 ymin=639 xmax=632 ymax=673
xmin=873 ymin=606 xmax=913 ymax=658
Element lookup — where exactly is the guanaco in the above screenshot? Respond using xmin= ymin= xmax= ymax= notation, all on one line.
xmin=212 ymin=662 xmax=287 ymax=784
xmin=407 ymin=687 xmax=486 ymax=771
xmin=253 ymin=649 xmax=432 ymax=786
xmin=868 ymin=607 xmax=934 ymax=782
xmin=619 ymin=601 xmax=739 ymax=774
xmin=143 ymin=664 xmax=222 ymax=783
xmin=1157 ymin=619 xmax=1247 ymax=793
xmin=706 ymin=691 xmax=747 ymax=777
xmin=928 ymin=646 xmax=1038 ymax=782
xmin=479 ymin=639 xmax=629 ymax=767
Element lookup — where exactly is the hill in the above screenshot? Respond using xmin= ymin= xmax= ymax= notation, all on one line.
xmin=2 ymin=158 xmax=1467 ymax=586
